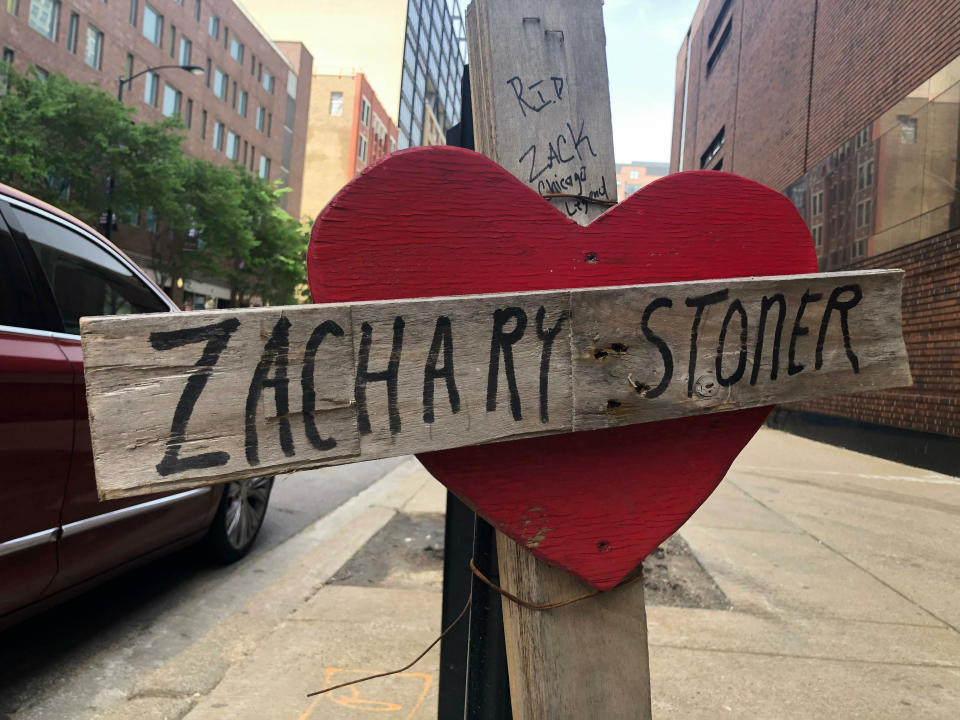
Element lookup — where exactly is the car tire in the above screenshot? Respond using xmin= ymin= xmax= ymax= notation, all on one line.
xmin=205 ymin=476 xmax=274 ymax=563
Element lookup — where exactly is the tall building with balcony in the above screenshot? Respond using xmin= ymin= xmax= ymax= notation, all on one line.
xmin=1 ymin=0 xmax=312 ymax=306
xmin=671 ymin=0 xmax=960 ymax=470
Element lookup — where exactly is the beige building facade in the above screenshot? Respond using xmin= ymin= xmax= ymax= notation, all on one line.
xmin=301 ymin=72 xmax=399 ymax=222
xmin=241 ymin=0 xmax=407 ymax=125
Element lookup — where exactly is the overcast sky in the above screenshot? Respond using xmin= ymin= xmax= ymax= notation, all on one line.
xmin=604 ymin=0 xmax=700 ymax=163
xmin=455 ymin=0 xmax=700 ymax=165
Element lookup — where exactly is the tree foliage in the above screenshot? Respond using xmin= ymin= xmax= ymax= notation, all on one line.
xmin=0 ymin=65 xmax=307 ymax=306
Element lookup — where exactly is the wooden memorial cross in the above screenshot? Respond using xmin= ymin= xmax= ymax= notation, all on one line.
xmin=79 ymin=2 xmax=912 ymax=717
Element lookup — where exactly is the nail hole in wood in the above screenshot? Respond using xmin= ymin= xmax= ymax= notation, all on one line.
xmin=610 ymin=343 xmax=628 ymax=353
xmin=606 ymin=399 xmax=621 ymax=410
xmin=594 ymin=349 xmax=608 ymax=360
xmin=597 ymin=541 xmax=611 ymax=553
xmin=585 ymin=252 xmax=598 ymax=264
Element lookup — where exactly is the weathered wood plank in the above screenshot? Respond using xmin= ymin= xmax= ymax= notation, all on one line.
xmin=496 ymin=532 xmax=652 ymax=720
xmin=81 ymin=270 xmax=910 ymax=500
xmin=468 ymin=0 xmax=617 ymax=225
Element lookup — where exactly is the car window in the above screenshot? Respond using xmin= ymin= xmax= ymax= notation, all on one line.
xmin=0 ymin=215 xmax=47 ymax=331
xmin=9 ymin=206 xmax=170 ymax=335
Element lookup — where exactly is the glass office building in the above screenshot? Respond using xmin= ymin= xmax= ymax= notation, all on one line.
xmin=398 ymin=0 xmax=466 ymax=148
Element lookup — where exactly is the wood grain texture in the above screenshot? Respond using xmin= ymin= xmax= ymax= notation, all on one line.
xmin=467 ymin=0 xmax=617 ymax=226
xmin=496 ymin=532 xmax=651 ymax=720
xmin=81 ymin=272 xmax=908 ymax=502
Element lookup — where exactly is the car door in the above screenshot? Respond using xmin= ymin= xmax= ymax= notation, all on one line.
xmin=1 ymin=200 xmax=218 ymax=593
xmin=0 ymin=205 xmax=73 ymax=618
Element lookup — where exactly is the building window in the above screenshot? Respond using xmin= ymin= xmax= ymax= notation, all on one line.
xmin=193 ymin=0 xmax=200 ymax=22
xmin=66 ymin=12 xmax=78 ymax=53
xmin=237 ymin=89 xmax=247 ymax=117
xmin=6 ymin=0 xmax=19 ymax=15
xmin=267 ymin=112 xmax=272 ymax=136
xmin=201 ymin=108 xmax=207 ymax=138
xmin=897 ymin=115 xmax=917 ymax=144
xmin=208 ymin=14 xmax=219 ymax=40
xmin=213 ymin=121 xmax=223 ymax=151
xmin=230 ymin=37 xmax=243 ymax=63
xmin=360 ymin=96 xmax=371 ymax=126
xmin=162 ymin=83 xmax=181 ymax=117
xmin=226 ymin=130 xmax=239 ymax=160
xmin=707 ymin=0 xmax=734 ymax=46
xmin=185 ymin=98 xmax=193 ymax=127
xmin=856 ymin=199 xmax=872 ymax=228
xmin=812 ymin=191 xmax=823 ymax=215
xmin=205 ymin=58 xmax=211 ymax=87
xmin=700 ymin=127 xmax=725 ymax=169
xmin=213 ymin=68 xmax=227 ymax=101
xmin=258 ymin=155 xmax=270 ymax=179
xmin=143 ymin=4 xmax=163 ymax=46
xmin=706 ymin=19 xmax=732 ymax=75
xmin=29 ymin=0 xmax=60 ymax=41
xmin=629 ymin=170 xmax=639 ymax=179
xmin=389 ymin=137 xmax=396 ymax=153
xmin=144 ymin=71 xmax=159 ymax=106
xmin=357 ymin=135 xmax=368 ymax=163
xmin=263 ymin=70 xmax=274 ymax=93
xmin=256 ymin=105 xmax=265 ymax=131
xmin=852 ymin=239 xmax=866 ymax=259
xmin=84 ymin=25 xmax=103 ymax=70
xmin=811 ymin=225 xmax=822 ymax=249
xmin=179 ymin=36 xmax=192 ymax=66
xmin=857 ymin=160 xmax=874 ymax=190
xmin=330 ymin=91 xmax=343 ymax=115
xmin=287 ymin=70 xmax=297 ymax=99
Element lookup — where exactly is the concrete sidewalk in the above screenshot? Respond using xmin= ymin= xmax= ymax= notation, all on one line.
xmin=113 ymin=429 xmax=960 ymax=719
xmin=648 ymin=429 xmax=960 ymax=718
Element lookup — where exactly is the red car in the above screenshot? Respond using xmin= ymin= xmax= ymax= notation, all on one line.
xmin=0 ymin=184 xmax=272 ymax=628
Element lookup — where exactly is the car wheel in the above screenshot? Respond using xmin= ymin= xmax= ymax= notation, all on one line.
xmin=205 ymin=476 xmax=274 ymax=563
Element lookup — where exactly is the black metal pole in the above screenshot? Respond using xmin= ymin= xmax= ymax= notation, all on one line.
xmin=437 ymin=64 xmax=511 ymax=720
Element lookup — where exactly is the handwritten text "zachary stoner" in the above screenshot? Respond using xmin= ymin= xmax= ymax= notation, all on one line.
xmin=75 ymin=272 xmax=911 ymax=492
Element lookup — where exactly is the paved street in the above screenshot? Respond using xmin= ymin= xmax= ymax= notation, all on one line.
xmin=1 ymin=430 xmax=959 ymax=719
xmin=0 ymin=458 xmax=404 ymax=720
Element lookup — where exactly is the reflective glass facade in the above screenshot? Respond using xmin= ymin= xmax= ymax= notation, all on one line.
xmin=398 ymin=0 xmax=466 ymax=149
xmin=786 ymin=55 xmax=960 ymax=271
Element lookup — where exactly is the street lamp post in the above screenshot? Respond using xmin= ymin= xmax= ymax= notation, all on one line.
xmin=103 ymin=64 xmax=205 ymax=240
xmin=117 ymin=63 xmax=205 ymax=101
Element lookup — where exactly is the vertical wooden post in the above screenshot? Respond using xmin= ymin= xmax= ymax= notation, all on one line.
xmin=465 ymin=2 xmax=653 ymax=717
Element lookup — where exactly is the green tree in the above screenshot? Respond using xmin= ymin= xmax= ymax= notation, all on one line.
xmin=0 ymin=65 xmax=184 ymax=225
xmin=0 ymin=65 xmax=307 ymax=305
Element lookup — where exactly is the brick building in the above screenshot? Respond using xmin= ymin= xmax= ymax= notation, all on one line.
xmin=301 ymin=70 xmax=399 ymax=221
xmin=671 ymin=0 xmax=960 ymax=470
xmin=1 ymin=0 xmax=311 ymax=307
xmin=615 ymin=161 xmax=668 ymax=202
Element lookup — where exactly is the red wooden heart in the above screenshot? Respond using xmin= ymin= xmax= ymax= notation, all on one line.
xmin=309 ymin=146 xmax=816 ymax=590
